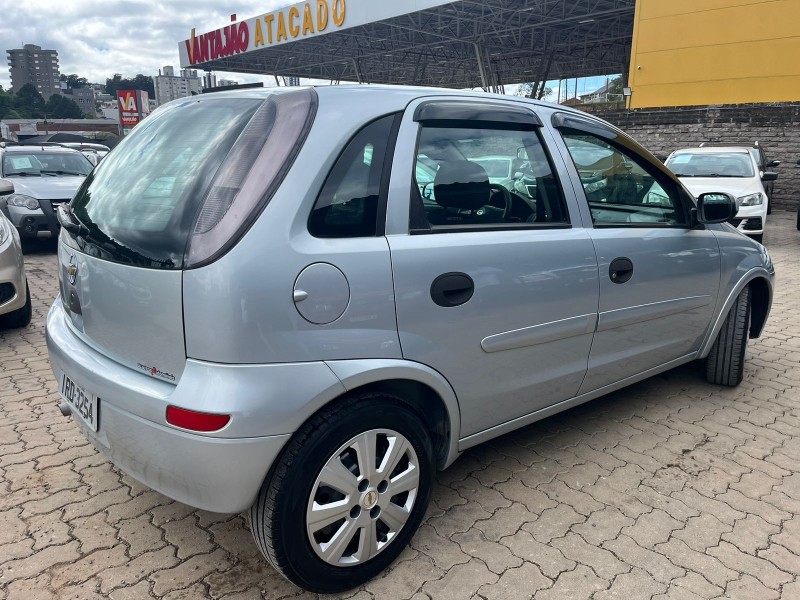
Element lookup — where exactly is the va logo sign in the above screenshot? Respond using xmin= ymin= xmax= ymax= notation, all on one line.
xmin=117 ymin=91 xmax=138 ymax=112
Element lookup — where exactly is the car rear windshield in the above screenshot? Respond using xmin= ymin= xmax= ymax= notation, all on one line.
xmin=69 ymin=97 xmax=265 ymax=269
xmin=667 ymin=152 xmax=755 ymax=178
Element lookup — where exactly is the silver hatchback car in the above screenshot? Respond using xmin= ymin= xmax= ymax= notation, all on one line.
xmin=46 ymin=86 xmax=774 ymax=592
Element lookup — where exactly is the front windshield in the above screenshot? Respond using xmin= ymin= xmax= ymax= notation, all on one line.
xmin=667 ymin=152 xmax=755 ymax=178
xmin=2 ymin=152 xmax=93 ymax=177
xmin=473 ymin=158 xmax=511 ymax=179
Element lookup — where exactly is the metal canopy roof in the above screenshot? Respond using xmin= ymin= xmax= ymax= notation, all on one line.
xmin=185 ymin=0 xmax=635 ymax=92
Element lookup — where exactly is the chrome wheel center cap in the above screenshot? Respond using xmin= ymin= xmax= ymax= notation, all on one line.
xmin=363 ymin=490 xmax=379 ymax=509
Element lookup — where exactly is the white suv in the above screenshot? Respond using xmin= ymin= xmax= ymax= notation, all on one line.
xmin=666 ymin=147 xmax=776 ymax=243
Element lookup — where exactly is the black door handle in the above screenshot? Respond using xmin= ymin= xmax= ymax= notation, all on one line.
xmin=431 ymin=273 xmax=475 ymax=307
xmin=609 ymin=257 xmax=634 ymax=284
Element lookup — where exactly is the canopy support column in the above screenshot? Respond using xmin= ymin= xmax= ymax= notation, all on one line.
xmin=473 ymin=43 xmax=489 ymax=90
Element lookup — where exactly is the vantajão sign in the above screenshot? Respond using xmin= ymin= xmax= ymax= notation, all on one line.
xmin=182 ymin=0 xmax=347 ymax=67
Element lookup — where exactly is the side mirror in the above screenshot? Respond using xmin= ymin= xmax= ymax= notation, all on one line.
xmin=766 ymin=160 xmax=780 ymax=168
xmin=421 ymin=182 xmax=433 ymax=200
xmin=0 ymin=179 xmax=14 ymax=196
xmin=761 ymin=171 xmax=778 ymax=182
xmin=697 ymin=192 xmax=737 ymax=224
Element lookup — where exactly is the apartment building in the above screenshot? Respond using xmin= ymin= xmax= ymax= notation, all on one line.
xmin=7 ymin=44 xmax=61 ymax=99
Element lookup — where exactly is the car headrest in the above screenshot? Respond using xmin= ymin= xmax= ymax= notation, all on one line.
xmin=434 ymin=160 xmax=490 ymax=211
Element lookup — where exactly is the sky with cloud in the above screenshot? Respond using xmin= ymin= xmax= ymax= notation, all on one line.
xmin=0 ymin=0 xmax=286 ymax=89
xmin=0 ymin=0 xmax=613 ymax=97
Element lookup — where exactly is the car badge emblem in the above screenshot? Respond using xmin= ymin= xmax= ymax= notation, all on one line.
xmin=67 ymin=255 xmax=78 ymax=285
xmin=363 ymin=490 xmax=379 ymax=509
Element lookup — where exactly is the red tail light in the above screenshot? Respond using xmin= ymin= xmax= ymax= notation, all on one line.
xmin=166 ymin=406 xmax=230 ymax=432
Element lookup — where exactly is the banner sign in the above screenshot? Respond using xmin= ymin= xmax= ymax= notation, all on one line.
xmin=179 ymin=0 xmax=455 ymax=67
xmin=117 ymin=90 xmax=150 ymax=134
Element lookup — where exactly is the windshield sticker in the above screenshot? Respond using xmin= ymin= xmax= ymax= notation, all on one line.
xmin=670 ymin=155 xmax=690 ymax=164
xmin=10 ymin=157 xmax=35 ymax=169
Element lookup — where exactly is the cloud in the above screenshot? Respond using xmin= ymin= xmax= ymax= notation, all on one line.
xmin=0 ymin=0 xmax=286 ymax=90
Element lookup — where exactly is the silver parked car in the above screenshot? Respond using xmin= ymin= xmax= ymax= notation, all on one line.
xmin=0 ymin=144 xmax=93 ymax=239
xmin=0 ymin=180 xmax=32 ymax=329
xmin=46 ymin=86 xmax=774 ymax=593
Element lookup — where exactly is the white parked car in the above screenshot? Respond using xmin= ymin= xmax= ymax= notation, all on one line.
xmin=666 ymin=147 xmax=777 ymax=243
xmin=60 ymin=142 xmax=111 ymax=166
xmin=0 ymin=180 xmax=32 ymax=329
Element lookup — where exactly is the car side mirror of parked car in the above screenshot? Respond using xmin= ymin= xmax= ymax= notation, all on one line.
xmin=0 ymin=179 xmax=14 ymax=196
xmin=761 ymin=172 xmax=778 ymax=182
xmin=766 ymin=160 xmax=780 ymax=168
xmin=697 ymin=192 xmax=737 ymax=224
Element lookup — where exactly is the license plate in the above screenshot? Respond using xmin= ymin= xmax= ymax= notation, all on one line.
xmin=60 ymin=374 xmax=98 ymax=432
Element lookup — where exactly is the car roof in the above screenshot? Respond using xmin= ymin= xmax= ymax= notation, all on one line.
xmin=176 ymin=83 xmax=601 ymax=122
xmin=671 ymin=147 xmax=752 ymax=155
xmin=2 ymin=144 xmax=84 ymax=154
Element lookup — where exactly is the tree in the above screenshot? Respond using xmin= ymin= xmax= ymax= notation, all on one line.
xmin=44 ymin=94 xmax=84 ymax=119
xmin=607 ymin=76 xmax=624 ymax=99
xmin=12 ymin=84 xmax=46 ymax=118
xmin=105 ymin=74 xmax=155 ymax=98
xmin=514 ymin=82 xmax=553 ymax=101
xmin=60 ymin=74 xmax=89 ymax=89
xmin=0 ymin=87 xmax=13 ymax=119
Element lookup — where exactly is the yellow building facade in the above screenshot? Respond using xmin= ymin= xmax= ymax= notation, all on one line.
xmin=628 ymin=0 xmax=800 ymax=108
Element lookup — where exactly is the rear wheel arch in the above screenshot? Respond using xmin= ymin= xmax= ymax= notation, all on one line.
xmin=334 ymin=379 xmax=452 ymax=469
xmin=257 ymin=372 xmax=458 ymax=507
xmin=748 ymin=277 xmax=770 ymax=338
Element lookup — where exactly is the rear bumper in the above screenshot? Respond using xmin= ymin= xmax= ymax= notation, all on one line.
xmin=46 ymin=297 xmax=297 ymax=513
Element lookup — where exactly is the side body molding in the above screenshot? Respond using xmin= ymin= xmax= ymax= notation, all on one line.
xmin=481 ymin=314 xmax=598 ymax=354
xmin=597 ymin=296 xmax=712 ymax=332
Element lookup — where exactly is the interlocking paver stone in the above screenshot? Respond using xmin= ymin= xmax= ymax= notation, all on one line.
xmin=593 ymin=568 xmax=666 ymax=600
xmin=0 ymin=212 xmax=799 ymax=598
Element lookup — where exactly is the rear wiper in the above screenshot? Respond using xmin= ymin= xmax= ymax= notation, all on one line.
xmin=41 ymin=170 xmax=87 ymax=177
xmin=56 ymin=204 xmax=89 ymax=238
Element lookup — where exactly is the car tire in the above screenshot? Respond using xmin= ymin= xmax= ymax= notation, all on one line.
xmin=705 ymin=286 xmax=750 ymax=387
xmin=751 ymin=233 xmax=763 ymax=244
xmin=250 ymin=394 xmax=434 ymax=593
xmin=796 ymin=208 xmax=800 ymax=231
xmin=0 ymin=282 xmax=32 ymax=329
xmin=766 ymin=198 xmax=771 ymax=215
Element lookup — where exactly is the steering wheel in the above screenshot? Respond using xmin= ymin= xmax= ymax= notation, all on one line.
xmin=488 ymin=184 xmax=513 ymax=221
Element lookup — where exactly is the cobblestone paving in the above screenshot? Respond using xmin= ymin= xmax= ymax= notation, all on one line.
xmin=1 ymin=212 xmax=799 ymax=600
